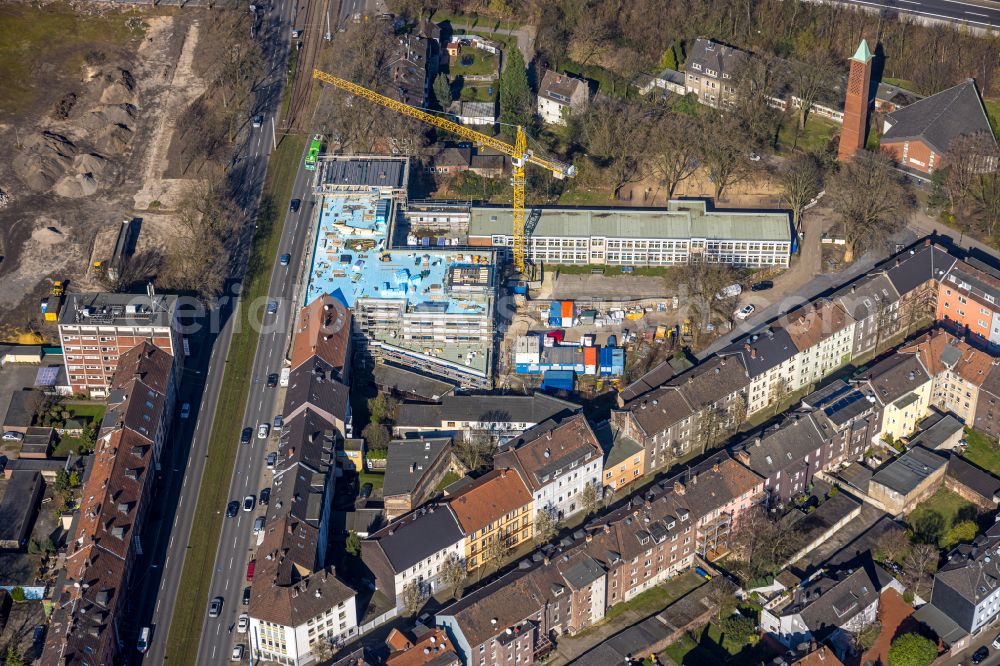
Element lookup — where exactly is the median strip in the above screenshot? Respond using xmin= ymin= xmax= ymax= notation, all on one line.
xmin=165 ymin=133 xmax=306 ymax=664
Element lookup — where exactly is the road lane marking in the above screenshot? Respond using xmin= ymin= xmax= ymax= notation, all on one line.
xmin=966 ymin=9 xmax=989 ymax=14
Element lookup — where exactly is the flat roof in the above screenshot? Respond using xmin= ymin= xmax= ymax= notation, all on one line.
xmin=469 ymin=200 xmax=791 ymax=242
xmin=321 ymin=157 xmax=407 ymax=190
xmin=59 ymin=292 xmax=177 ymax=328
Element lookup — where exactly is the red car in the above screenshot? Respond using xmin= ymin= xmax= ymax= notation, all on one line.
xmin=246 ymin=560 xmax=256 ymax=582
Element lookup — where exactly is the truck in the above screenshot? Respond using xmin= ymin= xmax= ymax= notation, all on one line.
xmin=51 ymin=280 xmax=65 ymax=296
xmin=279 ymin=366 xmax=290 ymax=387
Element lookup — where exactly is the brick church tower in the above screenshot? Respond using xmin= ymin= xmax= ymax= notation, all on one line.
xmin=837 ymin=39 xmax=873 ymax=161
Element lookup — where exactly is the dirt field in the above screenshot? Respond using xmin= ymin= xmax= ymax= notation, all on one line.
xmin=0 ymin=2 xmax=212 ymax=341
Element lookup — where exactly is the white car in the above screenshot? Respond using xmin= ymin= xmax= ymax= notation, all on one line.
xmin=735 ymin=304 xmax=756 ymax=320
xmin=993 ymin=633 xmax=1000 ymax=650
xmin=257 ymin=423 xmax=269 ymax=439
xmin=237 ymin=613 xmax=249 ymax=634
xmin=232 ymin=644 xmax=245 ymax=661
xmin=2 ymin=432 xmax=24 ymax=442
xmin=180 ymin=403 xmax=191 ymax=419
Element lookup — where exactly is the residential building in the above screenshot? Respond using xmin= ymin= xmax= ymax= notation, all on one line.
xmin=393 ymin=393 xmax=579 ymax=438
xmin=856 ymin=352 xmax=933 ymax=441
xmin=362 ymin=504 xmax=466 ymax=607
xmin=884 ymin=242 xmax=955 ymax=328
xmin=901 ymin=329 xmax=998 ymax=425
xmin=762 ymin=557 xmax=901 ymax=658
xmin=58 ymin=291 xmax=182 ymax=397
xmin=930 ymin=521 xmax=1000 ymax=633
xmin=733 ymin=413 xmax=836 ymax=505
xmin=721 ymin=326 xmax=800 ymax=416
xmin=868 ymin=446 xmax=948 ymax=515
xmin=800 ymin=379 xmax=882 ymax=463
xmin=383 ymin=437 xmax=454 ymax=520
xmin=290 ymin=294 xmax=352 ymax=382
xmin=385 ymin=627 xmax=461 ymax=666
xmin=537 ymin=70 xmax=590 ymax=125
xmin=467 ymin=200 xmax=792 ymax=268
xmin=783 ymin=299 xmax=856 ymax=389
xmin=428 ymin=147 xmax=505 ymax=178
xmin=636 ymin=68 xmax=686 ymax=96
xmin=937 ymin=259 xmax=1000 ymax=349
xmin=389 ymin=33 xmax=432 ymax=107
xmin=837 ymin=40 xmax=874 ymax=161
xmin=881 ymin=79 xmax=997 ymax=176
xmin=683 ymin=38 xmax=747 ymax=108
xmin=374 ymin=363 xmax=457 ymax=403
xmin=284 ymin=358 xmax=352 ymax=436
xmin=600 ymin=428 xmax=645 ymax=492
xmin=448 ymin=469 xmax=534 ymax=571
xmin=0 ymin=471 xmax=44 ymax=550
xmin=494 ymin=414 xmax=603 ymax=523
xmin=974 ymin=362 xmax=1000 ymax=439
xmin=42 ymin=342 xmax=175 ymax=666
xmin=830 ymin=272 xmax=901 ymax=358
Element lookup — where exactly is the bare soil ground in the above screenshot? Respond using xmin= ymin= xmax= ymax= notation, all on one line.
xmin=0 ymin=3 xmax=210 ymax=341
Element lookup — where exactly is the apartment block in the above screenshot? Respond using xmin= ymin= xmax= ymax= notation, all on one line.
xmin=58 ymin=292 xmax=182 ymax=397
xmin=448 ymin=469 xmax=534 ymax=572
xmin=683 ymin=38 xmax=746 ymax=109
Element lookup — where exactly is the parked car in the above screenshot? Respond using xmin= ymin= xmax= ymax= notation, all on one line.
xmin=289 ymin=199 xmax=301 ymax=213
xmin=715 ymin=284 xmax=742 ymax=300
xmin=750 ymin=280 xmax=773 ymax=292
xmin=237 ymin=613 xmax=250 ymax=633
xmin=252 ymin=114 xmax=263 ymax=128
xmin=735 ymin=304 xmax=756 ymax=320
xmin=137 ymin=627 xmax=150 ymax=654
xmin=2 ymin=432 xmax=23 ymax=442
xmin=280 ymin=253 xmax=291 ymax=266
xmin=972 ymin=646 xmax=989 ymax=664
xmin=266 ymin=451 xmax=277 ymax=469
xmin=266 ymin=373 xmax=279 ymax=388
xmin=253 ymin=516 xmax=265 ymax=534
xmin=257 ymin=423 xmax=270 ymax=439
xmin=227 ymin=501 xmax=240 ymax=518
xmin=208 ymin=597 xmax=223 ymax=617
xmin=232 ymin=644 xmax=245 ymax=661
xmin=993 ymin=633 xmax=1000 ymax=650
xmin=240 ymin=427 xmax=253 ymax=445
xmin=242 ymin=586 xmax=252 ymax=606
xmin=260 ymin=487 xmax=270 ymax=505
xmin=242 ymin=495 xmax=255 ymax=512
xmin=359 ymin=483 xmax=373 ymax=499
xmin=273 ymin=415 xmax=283 ymax=430
xmin=245 ymin=561 xmax=255 ymax=582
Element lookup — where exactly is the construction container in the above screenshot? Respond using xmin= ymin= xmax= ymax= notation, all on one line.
xmin=540 ymin=370 xmax=575 ymax=392
xmin=548 ymin=301 xmax=562 ymax=327
xmin=583 ymin=346 xmax=598 ymax=375
xmin=600 ymin=347 xmax=625 ymax=377
xmin=514 ymin=335 xmax=541 ymax=365
xmin=577 ymin=309 xmax=598 ymax=325
xmin=561 ymin=300 xmax=575 ymax=327
xmin=545 ymin=330 xmax=564 ymax=344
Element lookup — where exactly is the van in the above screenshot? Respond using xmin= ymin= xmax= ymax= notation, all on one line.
xmin=253 ymin=517 xmax=265 ymax=534
xmin=137 ymin=627 xmax=150 ymax=653
xmin=246 ymin=560 xmax=256 ymax=582
xmin=279 ymin=367 xmax=290 ymax=387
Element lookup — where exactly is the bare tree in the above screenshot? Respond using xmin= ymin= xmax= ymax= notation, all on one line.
xmin=828 ymin=150 xmax=910 ymax=262
xmin=850 ymin=619 xmax=882 ymax=655
xmin=453 ymin=432 xmax=497 ymax=473
xmin=874 ymin=528 xmax=911 ymax=565
xmin=651 ymin=113 xmax=702 ymax=200
xmin=943 ymin=133 xmax=991 ymax=210
xmin=682 ymin=261 xmax=739 ymax=335
xmin=534 ymin=507 xmax=559 ymax=543
xmin=903 ymin=543 xmax=940 ymax=599
xmin=583 ymin=98 xmax=654 ymax=199
xmin=438 ymin=555 xmax=468 ymax=598
xmin=706 ymin=576 xmax=739 ymax=620
xmin=579 ymin=483 xmax=603 ymax=517
xmin=484 ymin=537 xmax=513 ymax=576
xmin=701 ymin=114 xmax=754 ymax=200
xmin=970 ymin=154 xmax=1000 ymax=238
xmin=778 ymin=153 xmax=823 ymax=231
xmin=400 ymin=581 xmax=428 ymax=617
xmin=790 ymin=52 xmax=837 ymax=130
xmin=728 ymin=505 xmax=801 ymax=582
xmin=730 ymin=55 xmax=783 ymax=150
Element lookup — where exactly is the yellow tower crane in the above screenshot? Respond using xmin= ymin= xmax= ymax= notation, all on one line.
xmin=311 ymin=68 xmax=575 ymax=275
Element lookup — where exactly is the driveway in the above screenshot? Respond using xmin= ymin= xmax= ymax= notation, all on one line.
xmin=447 ymin=21 xmax=535 ymax=62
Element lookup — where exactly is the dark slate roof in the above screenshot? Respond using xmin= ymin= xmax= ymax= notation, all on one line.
xmin=909 ymin=413 xmax=963 ymax=450
xmin=383 ymin=438 xmax=452 ymax=498
xmin=801 ymin=380 xmax=876 ymax=428
xmin=913 ymin=602 xmax=968 ymax=645
xmin=935 ymin=521 xmax=1000 ymax=605
xmin=881 ymin=243 xmax=956 ymax=296
xmin=0 ymin=471 xmax=42 ymax=545
xmin=686 ymin=38 xmax=748 ymax=80
xmin=947 ymin=455 xmax=1000 ymax=502
xmin=860 ymin=352 xmax=931 ymax=406
xmin=369 ymin=504 xmax=464 ymax=572
xmin=722 ymin=326 xmax=798 ymax=378
xmin=395 ymin=393 xmax=579 ymax=429
xmin=323 ymin=157 xmax=407 ymax=189
xmin=785 ymin=560 xmax=886 ymax=637
xmin=3 ymin=390 xmax=37 ymax=429
xmin=883 ymin=79 xmax=997 ymax=155
xmin=830 ymin=272 xmax=900 ymax=321
xmin=734 ymin=413 xmax=831 ymax=479
xmin=559 ymin=554 xmax=605 ymax=590
xmin=837 ymin=462 xmax=874 ymax=494
xmin=617 ymin=361 xmax=675 ymax=403
xmin=285 ymin=358 xmax=350 ymax=422
xmin=870 ymin=446 xmax=947 ymax=495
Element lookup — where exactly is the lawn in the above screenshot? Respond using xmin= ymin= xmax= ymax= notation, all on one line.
xmin=559 ymin=60 xmax=626 ymax=99
xmin=450 ymin=46 xmax=498 ymax=77
xmin=359 ymin=469 xmax=386 ymax=491
xmin=558 ymin=185 xmax=616 ymax=206
xmin=164 ymin=133 xmax=306 ymax=665
xmin=458 ymin=84 xmax=497 ymax=103
xmin=906 ymin=486 xmax=977 ymax=547
xmin=437 ymin=471 xmax=461 ymax=491
xmin=963 ymin=427 xmax=1000 ymax=475
xmin=603 ymin=570 xmax=704 ymax=623
xmin=984 ymin=98 xmax=1000 ymax=139
xmin=776 ymin=114 xmax=839 ymax=154
xmin=429 ymin=9 xmax=522 ymax=31
xmin=555 ymin=263 xmax=682 ymax=278
xmin=0 ymin=2 xmax=145 ymax=118
xmin=63 ymin=402 xmax=106 ymax=422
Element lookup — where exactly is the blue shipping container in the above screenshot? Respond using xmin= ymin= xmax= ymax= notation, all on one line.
xmin=541 ymin=370 xmax=575 ymax=392
xmin=548 ymin=301 xmax=561 ymax=327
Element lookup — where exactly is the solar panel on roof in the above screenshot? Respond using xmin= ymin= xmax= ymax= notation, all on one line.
xmin=35 ymin=366 xmax=59 ymax=387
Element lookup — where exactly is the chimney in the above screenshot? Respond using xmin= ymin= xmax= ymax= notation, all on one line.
xmin=754 ymin=437 xmax=762 ymax=447
xmin=673 ymin=481 xmax=685 ymax=495
xmin=750 ymin=348 xmax=757 ymax=359
xmin=736 ymin=450 xmax=750 ymax=465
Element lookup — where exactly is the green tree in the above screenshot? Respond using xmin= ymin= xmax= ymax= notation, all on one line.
xmin=887 ymin=633 xmax=937 ymax=666
xmin=913 ymin=510 xmax=945 ymax=545
xmin=4 ymin=645 xmax=25 ymax=666
xmin=720 ymin=615 xmax=756 ymax=652
xmin=361 ymin=422 xmax=390 ymax=453
xmin=942 ymin=520 xmax=978 ymax=548
xmin=498 ymin=47 xmax=532 ymax=131
xmin=433 ymin=73 xmax=452 ymax=110
xmin=345 ymin=531 xmax=362 ymax=557
xmin=367 ymin=393 xmax=397 ymax=425
xmin=9 ymin=587 xmax=25 ymax=603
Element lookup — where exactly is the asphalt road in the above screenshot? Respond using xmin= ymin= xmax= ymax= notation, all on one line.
xmin=122 ymin=0 xmax=308 ymax=663
xmin=827 ymin=0 xmax=1000 ymax=29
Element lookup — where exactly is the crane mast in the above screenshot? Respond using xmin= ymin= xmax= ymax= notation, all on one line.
xmin=311 ymin=68 xmax=574 ymax=274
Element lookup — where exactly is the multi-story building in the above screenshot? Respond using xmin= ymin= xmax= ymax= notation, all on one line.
xmin=938 ymin=259 xmax=1000 ymax=349
xmin=831 ymin=272 xmax=901 ymax=358
xmin=868 ymin=445 xmax=948 ymax=515
xmin=42 ymin=342 xmax=175 ymax=666
xmin=537 ymin=70 xmax=590 ymax=125
xmin=385 ymin=626 xmax=462 ymax=666
xmin=394 ymin=393 xmax=579 ymax=438
xmin=721 ymin=326 xmax=800 ymax=416
xmin=58 ymin=291 xmax=182 ymax=397
xmin=902 ymin=329 xmax=998 ymax=425
xmin=974 ymin=364 xmax=1000 ymax=440
xmin=448 ymin=469 xmax=534 ymax=571
xmin=600 ymin=428 xmax=645 ymax=493
xmin=683 ymin=38 xmax=747 ymax=108
xmin=467 ymin=200 xmax=792 ymax=268
xmin=383 ymin=437 xmax=454 ymax=520
xmin=800 ymin=379 xmax=881 ymax=463
xmin=493 ymin=414 xmax=603 ymax=523
xmin=855 ymin=352 xmax=933 ymax=441
xmin=930 ymin=521 xmax=1000 ymax=633
xmin=783 ymin=299 xmax=856 ymax=389
xmin=362 ymin=504 xmax=466 ymax=608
